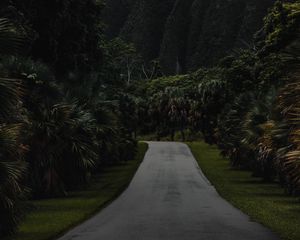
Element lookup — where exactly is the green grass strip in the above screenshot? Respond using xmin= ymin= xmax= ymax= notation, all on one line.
xmin=188 ymin=141 xmax=300 ymax=240
xmin=9 ymin=142 xmax=148 ymax=240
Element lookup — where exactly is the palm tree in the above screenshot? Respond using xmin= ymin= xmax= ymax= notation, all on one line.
xmin=0 ymin=125 xmax=27 ymax=236
xmin=0 ymin=18 xmax=24 ymax=117
xmin=242 ymin=90 xmax=277 ymax=181
xmin=27 ymin=103 xmax=98 ymax=197
xmin=0 ymin=18 xmax=26 ymax=236
xmin=277 ymin=35 xmax=300 ymax=194
xmin=148 ymin=91 xmax=169 ymax=140
xmin=217 ymin=93 xmax=255 ymax=167
xmin=198 ymin=69 xmax=227 ymax=143
xmin=166 ymin=87 xmax=189 ymax=141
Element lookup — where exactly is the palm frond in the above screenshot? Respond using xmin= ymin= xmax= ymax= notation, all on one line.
xmin=0 ymin=124 xmax=27 ymax=236
xmin=0 ymin=18 xmax=25 ymax=55
xmin=0 ymin=78 xmax=23 ymax=118
xmin=277 ymin=35 xmax=300 ymax=192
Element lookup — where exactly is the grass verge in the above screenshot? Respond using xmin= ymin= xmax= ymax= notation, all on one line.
xmin=188 ymin=141 xmax=300 ymax=240
xmin=8 ymin=142 xmax=148 ymax=240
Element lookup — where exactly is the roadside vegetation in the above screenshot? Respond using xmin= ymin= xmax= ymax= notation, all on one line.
xmin=188 ymin=141 xmax=300 ymax=240
xmin=132 ymin=1 xmax=300 ymax=200
xmin=0 ymin=1 xmax=148 ymax=238
xmin=1 ymin=0 xmax=300 ymax=239
xmin=7 ymin=142 xmax=148 ymax=240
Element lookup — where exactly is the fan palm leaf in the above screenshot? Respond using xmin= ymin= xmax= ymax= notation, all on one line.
xmin=0 ymin=18 xmax=24 ymax=55
xmin=0 ymin=17 xmax=26 ymax=237
xmin=277 ymin=35 xmax=300 ymax=193
xmin=0 ymin=77 xmax=23 ymax=118
xmin=0 ymin=124 xmax=27 ymax=236
xmin=27 ymin=103 xmax=98 ymax=196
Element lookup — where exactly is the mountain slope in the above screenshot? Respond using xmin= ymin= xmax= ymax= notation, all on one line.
xmin=103 ymin=0 xmax=275 ymax=74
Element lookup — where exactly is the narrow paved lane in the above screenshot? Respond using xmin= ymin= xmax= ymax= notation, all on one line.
xmin=58 ymin=142 xmax=279 ymax=240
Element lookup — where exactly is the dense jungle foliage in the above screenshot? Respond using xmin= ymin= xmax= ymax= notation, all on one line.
xmin=1 ymin=0 xmax=300 ymax=237
xmin=130 ymin=1 xmax=300 ymax=196
xmin=105 ymin=0 xmax=300 ymax=200
xmin=0 ymin=0 xmax=139 ymax=236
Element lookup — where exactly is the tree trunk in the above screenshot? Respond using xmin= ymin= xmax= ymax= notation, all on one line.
xmin=171 ymin=129 xmax=175 ymax=141
xmin=181 ymin=128 xmax=185 ymax=142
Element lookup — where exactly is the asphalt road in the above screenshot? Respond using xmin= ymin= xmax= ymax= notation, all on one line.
xmin=58 ymin=142 xmax=279 ymax=240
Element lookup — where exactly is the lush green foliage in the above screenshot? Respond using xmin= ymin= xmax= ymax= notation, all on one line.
xmin=1 ymin=0 xmax=300 ymax=237
xmin=0 ymin=18 xmax=27 ymax=236
xmin=133 ymin=1 xmax=300 ymax=196
xmin=0 ymin=2 xmax=139 ymax=237
xmin=213 ymin=1 xmax=300 ymax=192
xmin=8 ymin=142 xmax=148 ymax=240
